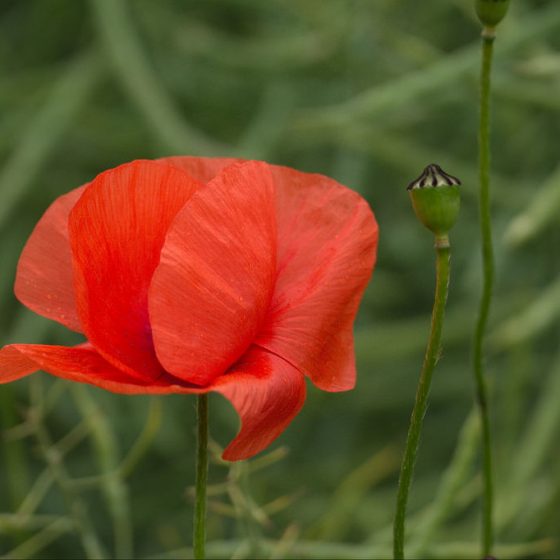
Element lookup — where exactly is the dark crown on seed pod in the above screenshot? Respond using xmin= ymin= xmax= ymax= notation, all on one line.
xmin=407 ymin=163 xmax=461 ymax=191
xmin=407 ymin=164 xmax=461 ymax=237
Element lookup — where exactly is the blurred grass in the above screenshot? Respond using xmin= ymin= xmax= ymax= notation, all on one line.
xmin=1 ymin=0 xmax=560 ymax=558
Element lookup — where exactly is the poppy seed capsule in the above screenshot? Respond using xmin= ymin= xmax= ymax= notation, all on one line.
xmin=475 ymin=0 xmax=510 ymax=27
xmin=407 ymin=164 xmax=461 ymax=237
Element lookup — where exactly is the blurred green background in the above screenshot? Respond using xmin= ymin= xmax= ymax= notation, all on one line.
xmin=1 ymin=0 xmax=560 ymax=558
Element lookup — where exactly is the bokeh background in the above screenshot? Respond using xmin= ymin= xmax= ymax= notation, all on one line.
xmin=1 ymin=0 xmax=560 ymax=558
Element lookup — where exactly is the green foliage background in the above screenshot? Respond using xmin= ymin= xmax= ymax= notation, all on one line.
xmin=1 ymin=0 xmax=560 ymax=558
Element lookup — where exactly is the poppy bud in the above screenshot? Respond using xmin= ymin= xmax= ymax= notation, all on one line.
xmin=407 ymin=164 xmax=461 ymax=239
xmin=475 ymin=0 xmax=510 ymax=28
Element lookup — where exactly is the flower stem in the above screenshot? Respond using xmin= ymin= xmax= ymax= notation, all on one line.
xmin=473 ymin=27 xmax=496 ymax=558
xmin=394 ymin=236 xmax=451 ymax=559
xmin=194 ymin=394 xmax=209 ymax=560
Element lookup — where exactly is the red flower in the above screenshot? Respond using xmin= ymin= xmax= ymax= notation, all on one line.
xmin=0 ymin=158 xmax=378 ymax=460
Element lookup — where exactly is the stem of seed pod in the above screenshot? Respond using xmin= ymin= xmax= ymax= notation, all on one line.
xmin=473 ymin=25 xmax=496 ymax=558
xmin=194 ymin=394 xmax=209 ymax=560
xmin=393 ymin=234 xmax=451 ymax=560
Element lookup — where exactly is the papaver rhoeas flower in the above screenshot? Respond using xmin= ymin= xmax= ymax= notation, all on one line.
xmin=0 ymin=157 xmax=378 ymax=460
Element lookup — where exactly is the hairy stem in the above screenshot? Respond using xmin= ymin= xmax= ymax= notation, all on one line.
xmin=394 ymin=237 xmax=451 ymax=559
xmin=473 ymin=27 xmax=496 ymax=558
xmin=194 ymin=395 xmax=209 ymax=560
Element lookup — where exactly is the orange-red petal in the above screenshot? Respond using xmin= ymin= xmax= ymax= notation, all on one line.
xmin=15 ymin=187 xmax=85 ymax=333
xmin=149 ymin=161 xmax=276 ymax=386
xmin=68 ymin=160 xmax=202 ymax=381
xmin=0 ymin=343 xmax=306 ymax=461
xmin=255 ymin=165 xmax=379 ymax=392
xmin=0 ymin=343 xmax=150 ymax=390
xmin=213 ymin=346 xmax=306 ymax=461
xmin=153 ymin=159 xmax=378 ymax=392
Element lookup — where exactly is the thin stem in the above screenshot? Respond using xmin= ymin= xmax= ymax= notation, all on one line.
xmin=473 ymin=27 xmax=496 ymax=558
xmin=393 ymin=237 xmax=451 ymax=559
xmin=72 ymin=385 xmax=132 ymax=559
xmin=120 ymin=397 xmax=163 ymax=478
xmin=30 ymin=380 xmax=106 ymax=559
xmin=194 ymin=394 xmax=209 ymax=560
xmin=0 ymin=386 xmax=30 ymax=509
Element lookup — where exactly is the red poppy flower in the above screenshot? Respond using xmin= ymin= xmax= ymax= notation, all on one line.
xmin=0 ymin=157 xmax=378 ymax=460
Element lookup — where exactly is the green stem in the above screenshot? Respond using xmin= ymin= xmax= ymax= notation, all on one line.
xmin=72 ymin=385 xmax=132 ymax=559
xmin=393 ymin=237 xmax=451 ymax=559
xmin=194 ymin=394 xmax=209 ymax=560
xmin=30 ymin=380 xmax=106 ymax=559
xmin=473 ymin=27 xmax=496 ymax=558
xmin=0 ymin=385 xmax=30 ymax=509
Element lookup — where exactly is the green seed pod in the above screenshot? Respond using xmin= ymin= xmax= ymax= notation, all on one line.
xmin=407 ymin=164 xmax=461 ymax=238
xmin=475 ymin=0 xmax=511 ymax=28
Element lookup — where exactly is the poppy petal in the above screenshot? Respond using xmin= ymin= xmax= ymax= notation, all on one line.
xmin=0 ymin=343 xmax=305 ymax=460
xmin=68 ymin=160 xmax=201 ymax=380
xmin=255 ymin=165 xmax=379 ymax=392
xmin=149 ymin=161 xmax=276 ymax=386
xmin=0 ymin=343 xmax=150 ymax=391
xmin=213 ymin=346 xmax=306 ymax=461
xmin=15 ymin=187 xmax=85 ymax=333
xmin=160 ymin=156 xmax=241 ymax=184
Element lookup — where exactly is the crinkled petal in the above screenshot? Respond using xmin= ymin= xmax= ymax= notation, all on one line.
xmin=213 ymin=346 xmax=307 ymax=461
xmin=15 ymin=187 xmax=85 ymax=333
xmin=68 ymin=160 xmax=201 ymax=380
xmin=149 ymin=161 xmax=276 ymax=386
xmin=255 ymin=165 xmax=378 ymax=392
